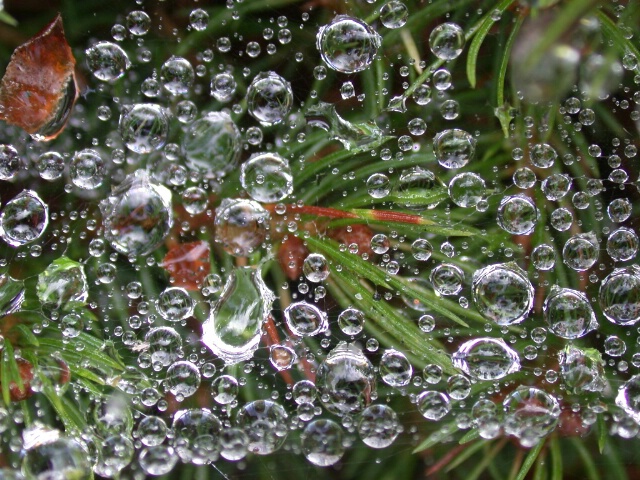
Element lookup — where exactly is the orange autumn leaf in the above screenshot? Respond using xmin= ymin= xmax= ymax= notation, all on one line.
xmin=0 ymin=13 xmax=77 ymax=141
xmin=160 ymin=241 xmax=211 ymax=290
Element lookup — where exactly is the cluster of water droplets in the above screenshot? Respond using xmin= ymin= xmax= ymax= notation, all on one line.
xmin=0 ymin=0 xmax=638 ymax=477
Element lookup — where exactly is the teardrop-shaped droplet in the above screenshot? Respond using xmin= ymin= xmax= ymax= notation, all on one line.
xmin=201 ymin=267 xmax=275 ymax=364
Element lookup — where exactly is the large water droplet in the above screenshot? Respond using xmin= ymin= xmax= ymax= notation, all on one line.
xmin=599 ymin=266 xmax=640 ymax=325
xmin=379 ymin=348 xmax=413 ymax=387
xmin=559 ymin=345 xmax=605 ymax=393
xmin=301 ymin=419 xmax=344 ymax=467
xmin=100 ymin=170 xmax=173 ymax=256
xmin=452 ymin=337 xmax=521 ymax=380
xmin=246 ymin=72 xmax=293 ymax=126
xmin=214 ymin=198 xmax=270 ymax=257
xmin=562 ymin=232 xmax=599 ymax=271
xmin=497 ymin=194 xmax=538 ymax=235
xmin=284 ymin=301 xmax=328 ymax=337
xmin=172 ymin=409 xmax=222 ymax=464
xmin=236 ymin=400 xmax=288 ymax=455
xmin=181 ymin=111 xmax=241 ymax=177
xmin=358 ymin=404 xmax=401 ymax=448
xmin=36 ymin=256 xmax=88 ymax=311
xmin=503 ymin=387 xmax=560 ymax=448
xmin=543 ymin=286 xmax=597 ymax=339
xmin=201 ymin=266 xmax=275 ymax=364
xmin=433 ymin=128 xmax=476 ymax=169
xmin=306 ymin=102 xmax=385 ymax=150
xmin=240 ymin=152 xmax=293 ymax=203
xmin=119 ymin=104 xmax=169 ymax=154
xmin=316 ymin=16 xmax=381 ymax=73
xmin=0 ymin=190 xmax=48 ymax=247
xmin=85 ymin=41 xmax=130 ymax=82
xmin=472 ymin=262 xmax=534 ymax=326
xmin=161 ymin=56 xmax=194 ymax=96
xmin=316 ymin=342 xmax=376 ymax=415
xmin=429 ymin=22 xmax=465 ymax=60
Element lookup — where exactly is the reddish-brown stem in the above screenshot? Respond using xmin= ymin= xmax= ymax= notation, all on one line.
xmin=265 ymin=203 xmax=426 ymax=225
xmin=425 ymin=443 xmax=468 ymax=476
xmin=265 ymin=203 xmax=358 ymax=220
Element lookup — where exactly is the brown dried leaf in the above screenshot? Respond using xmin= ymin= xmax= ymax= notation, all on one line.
xmin=0 ymin=13 xmax=77 ymax=141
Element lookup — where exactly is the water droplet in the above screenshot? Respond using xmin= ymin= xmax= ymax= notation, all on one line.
xmin=497 ymin=194 xmax=538 ymax=235
xmin=543 ymin=287 xmax=597 ymax=339
xmin=136 ymin=415 xmax=168 ymax=447
xmin=430 ymin=262 xmax=464 ymax=296
xmin=380 ymin=1 xmax=408 ymax=29
xmin=36 ymin=152 xmax=65 ymax=181
xmin=189 ymin=8 xmax=209 ymax=32
xmin=301 ymin=419 xmax=344 ymax=466
xmin=22 ymin=433 xmax=91 ymax=480
xmin=214 ymin=198 xmax=270 ymax=257
xmin=100 ymin=170 xmax=173 ymax=256
xmin=119 ymin=104 xmax=169 ymax=154
xmin=562 ymin=232 xmax=599 ymax=271
xmin=210 ymin=72 xmax=237 ymax=102
xmin=306 ymin=101 xmax=384 ymax=150
xmin=284 ymin=301 xmax=328 ymax=337
xmin=302 ymin=253 xmax=329 ymax=283
xmin=607 ymin=227 xmax=638 ymax=262
xmin=172 ymin=409 xmax=222 ymax=464
xmin=161 ymin=56 xmax=194 ymax=96
xmin=36 ymin=256 xmax=88 ymax=311
xmin=85 ymin=41 xmax=130 ymax=81
xmin=126 ymin=10 xmax=151 ymax=36
xmin=358 ymin=404 xmax=401 ymax=449
xmin=236 ymin=400 xmax=288 ymax=455
xmin=559 ymin=345 xmax=605 ymax=393
xmin=338 ymin=307 xmax=365 ymax=335
xmin=472 ymin=262 xmax=534 ymax=326
xmin=503 ymin=387 xmax=560 ymax=447
xmin=182 ymin=112 xmax=241 ymax=177
xmin=433 ymin=128 xmax=476 ymax=169
xmin=165 ymin=361 xmax=201 ymax=399
xmin=448 ymin=172 xmax=486 ymax=207
xmin=452 ymin=337 xmax=521 ymax=380
xmin=211 ymin=375 xmax=239 ymax=405
xmin=417 ymin=390 xmax=451 ymax=420
xmin=366 ymin=173 xmax=391 ymax=199
xmin=144 ymin=327 xmax=182 ymax=369
xmin=0 ymin=274 xmax=25 ymax=316
xmin=531 ymin=244 xmax=555 ymax=270
xmin=0 ymin=190 xmax=48 ymax=246
xmin=156 ymin=287 xmax=194 ymax=322
xmin=139 ymin=446 xmax=178 ymax=476
xmin=202 ymin=267 xmax=275 ymax=364
xmin=241 ymin=152 xmax=293 ymax=203
xmin=530 ymin=143 xmax=557 ymax=168
xmin=316 ymin=342 xmax=375 ymax=415
xmin=246 ymin=72 xmax=293 ymax=126
xmin=429 ymin=23 xmax=465 ymax=60
xmin=599 ymin=266 xmax=640 ymax=325
xmin=0 ymin=144 xmax=20 ymax=180
xmin=379 ymin=348 xmax=412 ymax=387
xmin=70 ymin=149 xmax=105 ymax=189
xmin=316 ymin=16 xmax=381 ymax=73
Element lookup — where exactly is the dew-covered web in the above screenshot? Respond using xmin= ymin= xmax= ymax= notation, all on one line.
xmin=0 ymin=0 xmax=638 ymax=478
